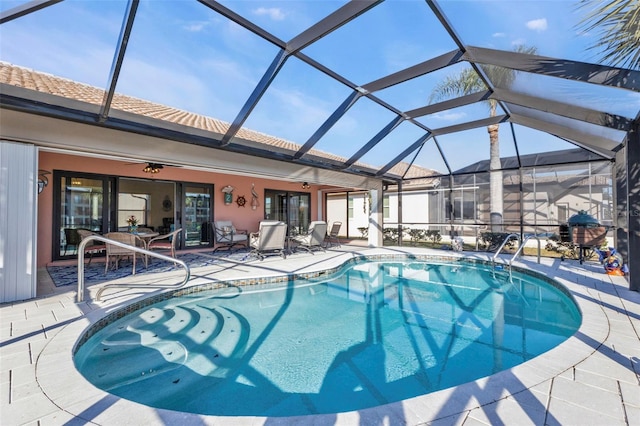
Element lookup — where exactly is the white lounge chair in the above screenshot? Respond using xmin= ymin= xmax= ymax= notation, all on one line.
xmin=291 ymin=221 xmax=327 ymax=254
xmin=249 ymin=221 xmax=287 ymax=260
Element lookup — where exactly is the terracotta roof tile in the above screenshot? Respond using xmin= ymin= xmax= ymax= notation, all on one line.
xmin=1 ymin=62 xmax=439 ymax=181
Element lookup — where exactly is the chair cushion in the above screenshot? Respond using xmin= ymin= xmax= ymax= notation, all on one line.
xmin=149 ymin=241 xmax=172 ymax=249
xmin=293 ymin=235 xmax=312 ymax=245
xmin=85 ymin=244 xmax=106 ymax=254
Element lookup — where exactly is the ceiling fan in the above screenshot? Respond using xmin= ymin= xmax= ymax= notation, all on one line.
xmin=123 ymin=161 xmax=180 ymax=174
xmin=142 ymin=162 xmax=163 ymax=174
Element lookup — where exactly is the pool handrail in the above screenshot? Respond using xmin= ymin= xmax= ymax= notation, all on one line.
xmin=509 ymin=235 xmax=542 ymax=265
xmin=491 ymin=233 xmax=520 ymax=265
xmin=76 ymin=234 xmax=191 ymax=302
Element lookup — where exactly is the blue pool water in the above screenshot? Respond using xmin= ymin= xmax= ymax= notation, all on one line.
xmin=74 ymin=259 xmax=581 ymax=417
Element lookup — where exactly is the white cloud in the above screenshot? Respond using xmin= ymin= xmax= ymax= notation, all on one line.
xmin=492 ymin=32 xmax=506 ymax=38
xmin=183 ymin=21 xmax=209 ymax=32
xmin=526 ymin=18 xmax=547 ymax=32
xmin=433 ymin=111 xmax=466 ymax=122
xmin=253 ymin=7 xmax=286 ymax=21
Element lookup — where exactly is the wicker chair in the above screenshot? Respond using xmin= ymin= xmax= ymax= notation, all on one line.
xmin=136 ymin=227 xmax=155 ymax=234
xmin=63 ymin=228 xmax=82 ymax=255
xmin=104 ymin=232 xmax=143 ymax=274
xmin=291 ymin=221 xmax=327 ymax=254
xmin=249 ymin=221 xmax=287 ymax=260
xmin=147 ymin=228 xmax=183 ymax=260
xmin=76 ymin=229 xmax=106 ymax=265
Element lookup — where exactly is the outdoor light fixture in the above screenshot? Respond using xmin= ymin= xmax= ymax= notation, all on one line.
xmin=302 ymin=182 xmax=310 ymax=189
xmin=37 ymin=170 xmax=50 ymax=194
xmin=143 ymin=163 xmax=163 ymax=174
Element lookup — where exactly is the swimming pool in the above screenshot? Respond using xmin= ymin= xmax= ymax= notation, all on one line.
xmin=74 ymin=256 xmax=581 ymax=417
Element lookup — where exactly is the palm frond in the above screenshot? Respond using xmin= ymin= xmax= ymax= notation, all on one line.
xmin=577 ymin=0 xmax=640 ymax=70
xmin=428 ymin=68 xmax=485 ymax=103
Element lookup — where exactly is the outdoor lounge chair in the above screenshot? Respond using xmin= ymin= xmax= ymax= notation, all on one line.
xmin=325 ymin=221 xmax=342 ymax=248
xmin=291 ymin=221 xmax=327 ymax=254
xmin=249 ymin=221 xmax=287 ymax=260
xmin=76 ymin=229 xmax=106 ymax=265
xmin=213 ymin=221 xmax=248 ymax=252
xmin=104 ymin=232 xmax=144 ymax=274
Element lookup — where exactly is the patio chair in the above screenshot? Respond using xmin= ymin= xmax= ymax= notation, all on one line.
xmin=147 ymin=228 xmax=183 ymax=261
xmin=213 ymin=221 xmax=248 ymax=252
xmin=136 ymin=227 xmax=155 ymax=234
xmin=249 ymin=221 xmax=288 ymax=260
xmin=104 ymin=232 xmax=144 ymax=274
xmin=291 ymin=221 xmax=327 ymax=254
xmin=325 ymin=221 xmax=342 ymax=248
xmin=63 ymin=228 xmax=81 ymax=255
xmin=76 ymin=229 xmax=106 ymax=265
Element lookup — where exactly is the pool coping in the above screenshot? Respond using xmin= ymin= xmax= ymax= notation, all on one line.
xmin=30 ymin=247 xmax=630 ymax=425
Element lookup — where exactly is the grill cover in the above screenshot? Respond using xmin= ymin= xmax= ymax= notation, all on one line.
xmin=568 ymin=210 xmax=599 ymax=227
xmin=567 ymin=210 xmax=604 ymax=247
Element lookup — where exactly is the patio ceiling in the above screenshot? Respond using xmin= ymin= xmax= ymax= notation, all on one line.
xmin=0 ymin=0 xmax=639 ymax=184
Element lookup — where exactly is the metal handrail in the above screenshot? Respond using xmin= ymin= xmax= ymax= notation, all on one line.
xmin=508 ymin=234 xmax=542 ymax=282
xmin=489 ymin=233 xmax=533 ymax=306
xmin=491 ymin=233 xmax=520 ymax=266
xmin=509 ymin=235 xmax=542 ymax=265
xmin=76 ymin=235 xmax=191 ymax=302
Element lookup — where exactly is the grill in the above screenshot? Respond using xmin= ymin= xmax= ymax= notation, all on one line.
xmin=566 ymin=210 xmax=607 ymax=264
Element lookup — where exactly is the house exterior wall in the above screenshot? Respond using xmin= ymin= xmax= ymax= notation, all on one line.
xmin=348 ymin=193 xmax=368 ymax=237
xmin=326 ymin=194 xmax=348 ymax=237
xmin=37 ymin=151 xmax=321 ymax=267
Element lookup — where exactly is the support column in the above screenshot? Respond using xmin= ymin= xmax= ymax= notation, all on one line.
xmin=368 ymin=181 xmax=384 ymax=247
xmin=0 ymin=141 xmax=38 ymax=302
xmin=615 ymin=119 xmax=639 ymax=291
xmin=397 ymin=181 xmax=403 ymax=246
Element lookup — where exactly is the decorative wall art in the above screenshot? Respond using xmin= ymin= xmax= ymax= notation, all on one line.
xmin=221 ymin=185 xmax=234 ymax=205
xmin=251 ymin=183 xmax=259 ymax=210
xmin=236 ymin=195 xmax=246 ymax=207
xmin=162 ymin=195 xmax=172 ymax=211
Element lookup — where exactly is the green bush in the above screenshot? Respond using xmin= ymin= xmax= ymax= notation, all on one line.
xmin=407 ymin=229 xmax=425 ymax=244
xmin=425 ymin=230 xmax=442 ymax=243
xmin=479 ymin=232 xmax=516 ymax=251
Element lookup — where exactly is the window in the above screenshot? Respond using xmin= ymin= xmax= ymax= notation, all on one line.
xmin=557 ymin=203 xmax=568 ymax=223
xmin=348 ymin=196 xmax=354 ymax=219
xmin=118 ymin=193 xmax=149 ymax=227
xmin=451 ymin=190 xmax=476 ymax=221
xmin=383 ymin=195 xmax=390 ymax=219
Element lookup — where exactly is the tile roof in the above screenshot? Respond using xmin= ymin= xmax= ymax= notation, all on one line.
xmin=0 ymin=61 xmax=438 ymax=182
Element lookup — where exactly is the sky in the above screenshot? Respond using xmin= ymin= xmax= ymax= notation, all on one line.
xmin=1 ymin=0 xmax=637 ymax=175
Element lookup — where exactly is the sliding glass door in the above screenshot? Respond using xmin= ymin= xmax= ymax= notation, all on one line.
xmin=264 ymin=190 xmax=310 ymax=235
xmin=54 ymin=172 xmax=113 ymax=260
xmin=181 ymin=183 xmax=213 ymax=247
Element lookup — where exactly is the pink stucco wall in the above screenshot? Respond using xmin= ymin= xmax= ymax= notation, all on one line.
xmin=37 ymin=151 xmax=318 ymax=266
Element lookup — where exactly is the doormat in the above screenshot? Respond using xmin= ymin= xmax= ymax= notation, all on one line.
xmin=46 ymin=250 xmax=250 ymax=287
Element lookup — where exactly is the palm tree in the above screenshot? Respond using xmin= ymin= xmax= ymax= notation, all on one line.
xmin=577 ymin=0 xmax=640 ymax=70
xmin=429 ymin=46 xmax=536 ymax=232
